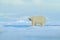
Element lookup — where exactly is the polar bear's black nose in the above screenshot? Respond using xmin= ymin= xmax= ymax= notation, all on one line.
xmin=28 ymin=18 xmax=32 ymax=21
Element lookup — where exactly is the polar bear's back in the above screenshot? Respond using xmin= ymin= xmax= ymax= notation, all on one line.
xmin=31 ymin=16 xmax=46 ymax=21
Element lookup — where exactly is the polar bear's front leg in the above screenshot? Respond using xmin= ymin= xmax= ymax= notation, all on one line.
xmin=32 ymin=20 xmax=36 ymax=26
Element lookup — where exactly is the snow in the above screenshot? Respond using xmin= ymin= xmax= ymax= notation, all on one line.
xmin=0 ymin=25 xmax=60 ymax=40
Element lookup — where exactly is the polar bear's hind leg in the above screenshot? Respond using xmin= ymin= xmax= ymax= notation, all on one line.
xmin=40 ymin=21 xmax=46 ymax=26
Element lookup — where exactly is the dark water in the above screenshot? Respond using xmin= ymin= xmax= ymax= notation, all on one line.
xmin=4 ymin=25 xmax=60 ymax=27
xmin=4 ymin=25 xmax=30 ymax=28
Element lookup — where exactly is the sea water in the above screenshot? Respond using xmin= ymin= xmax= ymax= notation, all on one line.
xmin=0 ymin=25 xmax=60 ymax=40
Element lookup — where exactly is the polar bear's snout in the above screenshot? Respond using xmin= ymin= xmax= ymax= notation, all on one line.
xmin=28 ymin=18 xmax=32 ymax=21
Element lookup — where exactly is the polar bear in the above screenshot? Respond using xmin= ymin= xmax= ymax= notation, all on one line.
xmin=28 ymin=16 xmax=46 ymax=26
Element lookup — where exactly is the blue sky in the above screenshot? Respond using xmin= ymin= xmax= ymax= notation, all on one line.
xmin=0 ymin=0 xmax=60 ymax=23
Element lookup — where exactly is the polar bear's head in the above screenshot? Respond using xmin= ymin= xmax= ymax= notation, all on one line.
xmin=28 ymin=16 xmax=33 ymax=21
xmin=28 ymin=18 xmax=32 ymax=21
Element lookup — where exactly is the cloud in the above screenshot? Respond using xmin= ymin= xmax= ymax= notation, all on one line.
xmin=32 ymin=0 xmax=60 ymax=9
xmin=47 ymin=3 xmax=60 ymax=9
xmin=0 ymin=0 xmax=44 ymax=6
xmin=0 ymin=0 xmax=25 ymax=5
xmin=32 ymin=0 xmax=43 ymax=5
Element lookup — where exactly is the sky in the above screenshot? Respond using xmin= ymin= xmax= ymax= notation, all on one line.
xmin=0 ymin=0 xmax=60 ymax=23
